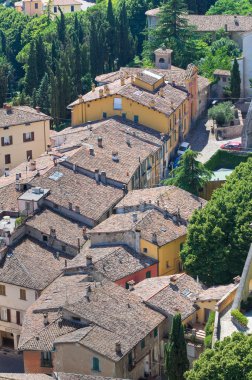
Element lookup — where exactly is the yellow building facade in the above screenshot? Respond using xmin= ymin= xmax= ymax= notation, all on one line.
xmin=140 ymin=235 xmax=186 ymax=276
xmin=0 ymin=105 xmax=51 ymax=175
xmin=69 ymin=70 xmax=193 ymax=159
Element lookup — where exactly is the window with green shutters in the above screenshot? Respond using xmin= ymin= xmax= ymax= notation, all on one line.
xmin=146 ymin=271 xmax=151 ymax=279
xmin=92 ymin=357 xmax=100 ymax=371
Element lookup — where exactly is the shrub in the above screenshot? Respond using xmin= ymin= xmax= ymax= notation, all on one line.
xmin=208 ymin=101 xmax=235 ymax=126
xmin=231 ymin=309 xmax=248 ymax=326
xmin=204 ymin=311 xmax=215 ymax=348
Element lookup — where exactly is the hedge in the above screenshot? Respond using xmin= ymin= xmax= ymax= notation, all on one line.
xmin=205 ymin=150 xmax=252 ymax=171
xmin=204 ymin=311 xmax=215 ymax=348
xmin=231 ymin=309 xmax=248 ymax=327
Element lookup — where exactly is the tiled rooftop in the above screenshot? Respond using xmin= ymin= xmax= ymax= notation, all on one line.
xmin=90 ymin=209 xmax=187 ymax=247
xmin=30 ymin=165 xmax=123 ymax=223
xmin=0 ymin=183 xmax=19 ymax=212
xmin=26 ymin=208 xmax=89 ymax=248
xmin=145 ymin=10 xmax=252 ymax=32
xmin=55 ymin=373 xmax=128 ymax=380
xmin=213 ymin=69 xmax=231 ymax=76
xmin=0 ymin=375 xmax=50 ymax=379
xmin=67 ymin=117 xmax=163 ymax=184
xmin=133 ymin=273 xmax=204 ymax=320
xmin=198 ymin=283 xmax=236 ymax=302
xmin=70 ymin=77 xmax=188 ymax=117
xmin=53 ymin=0 xmax=81 ymax=5
xmin=0 ymin=106 xmax=51 ymax=128
xmin=0 ymin=237 xmax=67 ymax=290
xmin=68 ymin=245 xmax=157 ymax=281
xmin=19 ymin=276 xmax=165 ymax=359
xmin=95 ymin=67 xmax=210 ymax=92
xmin=115 ymin=186 xmax=206 ymax=221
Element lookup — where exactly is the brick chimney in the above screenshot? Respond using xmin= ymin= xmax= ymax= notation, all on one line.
xmin=35 ymin=106 xmax=41 ymax=113
xmin=115 ymin=342 xmax=121 ymax=355
xmin=97 ymin=136 xmax=103 ymax=148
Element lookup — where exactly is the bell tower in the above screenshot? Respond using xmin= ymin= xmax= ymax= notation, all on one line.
xmin=154 ymin=47 xmax=173 ymax=69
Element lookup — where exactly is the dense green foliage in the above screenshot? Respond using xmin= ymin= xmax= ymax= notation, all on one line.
xmin=205 ymin=150 xmax=252 ymax=170
xmin=230 ymin=58 xmax=241 ymax=100
xmin=208 ymin=101 xmax=235 ymax=126
xmin=163 ymin=150 xmax=212 ymax=196
xmin=231 ymin=309 xmax=248 ymax=326
xmin=207 ymin=0 xmax=252 ymax=15
xmin=165 ymin=314 xmax=189 ymax=380
xmin=204 ymin=311 xmax=215 ymax=348
xmin=181 ymin=158 xmax=252 ymax=285
xmin=185 ymin=333 xmax=252 ymax=380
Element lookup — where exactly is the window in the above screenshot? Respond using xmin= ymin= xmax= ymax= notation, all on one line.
xmin=128 ymin=351 xmax=133 ymax=369
xmin=54 ymin=6 xmax=57 ymax=12
xmin=143 ymin=248 xmax=148 ymax=253
xmin=23 ymin=132 xmax=34 ymax=142
xmin=7 ymin=309 xmax=11 ymax=322
xmin=43 ymin=235 xmax=48 ymax=242
xmin=26 ymin=150 xmax=32 ymax=160
xmin=122 ymin=112 xmax=126 ymax=119
xmin=41 ymin=352 xmax=52 ymax=368
xmin=102 ymin=112 xmax=107 ymax=119
xmin=0 ymin=285 xmax=6 ymax=296
xmin=5 ymin=154 xmax=11 ymax=165
xmin=20 ymin=289 xmax=26 ymax=301
xmin=92 ymin=357 xmax=100 ymax=372
xmin=61 ymin=245 xmax=66 ymax=252
xmin=134 ymin=115 xmax=139 ymax=123
xmin=35 ymin=2 xmax=38 ymax=8
xmin=3 ymin=126 xmax=9 ymax=130
xmin=113 ymin=98 xmax=122 ymax=110
xmin=154 ymin=327 xmax=158 ymax=338
xmin=146 ymin=271 xmax=151 ymax=279
xmin=16 ymin=311 xmax=21 ymax=325
xmin=1 ymin=136 xmax=12 ymax=146
xmin=141 ymin=339 xmax=145 ymax=349
xmin=71 ymin=5 xmax=74 ymax=11
xmin=125 ymin=282 xmax=129 ymax=290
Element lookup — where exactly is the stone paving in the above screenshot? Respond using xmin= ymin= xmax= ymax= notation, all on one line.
xmin=186 ymin=117 xmax=241 ymax=163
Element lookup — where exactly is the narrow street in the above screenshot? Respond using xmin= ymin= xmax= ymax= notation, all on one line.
xmin=186 ymin=117 xmax=241 ymax=163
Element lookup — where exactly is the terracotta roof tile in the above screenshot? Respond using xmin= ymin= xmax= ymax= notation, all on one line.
xmin=0 ymin=106 xmax=51 ymax=128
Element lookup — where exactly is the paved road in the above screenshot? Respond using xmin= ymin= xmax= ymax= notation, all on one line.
xmin=0 ymin=348 xmax=24 ymax=372
xmin=186 ymin=117 xmax=241 ymax=163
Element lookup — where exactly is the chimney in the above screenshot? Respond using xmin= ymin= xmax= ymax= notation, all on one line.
xmin=233 ymin=275 xmax=240 ymax=284
xmin=6 ymin=104 xmax=12 ymax=114
xmin=170 ymin=275 xmax=177 ymax=283
xmin=99 ymin=88 xmax=104 ymax=98
xmin=97 ymin=136 xmax=103 ymax=148
xmin=224 ymin=23 xmax=228 ymax=32
xmin=159 ymin=87 xmax=164 ymax=97
xmin=50 ymin=227 xmax=56 ymax=238
xmin=127 ymin=280 xmax=135 ymax=291
xmin=94 ymin=169 xmax=100 ymax=183
xmin=100 ymin=171 xmax=107 ymax=185
xmin=65 ymin=259 xmax=68 ymax=268
xmin=120 ymin=77 xmax=125 ymax=86
xmin=104 ymin=84 xmax=110 ymax=94
xmin=152 ymin=232 xmax=157 ymax=244
xmin=73 ymin=163 xmax=77 ymax=172
xmin=3 ymin=103 xmax=7 ymax=109
xmin=43 ymin=313 xmax=49 ymax=326
xmin=75 ymin=206 xmax=80 ymax=213
xmin=115 ymin=342 xmax=121 ymax=355
xmin=85 ymin=285 xmax=91 ymax=300
xmin=82 ymin=226 xmax=87 ymax=237
xmin=149 ymin=99 xmax=155 ymax=108
xmin=131 ymin=75 xmax=134 ymax=84
xmin=29 ymin=160 xmax=36 ymax=171
xmin=132 ymin=213 xmax=138 ymax=223
xmin=172 ymin=80 xmax=175 ymax=87
xmin=112 ymin=151 xmax=119 ymax=162
xmin=135 ymin=227 xmax=141 ymax=253
xmin=68 ymin=202 xmax=72 ymax=210
xmin=89 ymin=146 xmax=95 ymax=156
xmin=86 ymin=255 xmax=93 ymax=267
xmin=91 ymin=83 xmax=95 ymax=92
xmin=35 ymin=106 xmax=41 ymax=113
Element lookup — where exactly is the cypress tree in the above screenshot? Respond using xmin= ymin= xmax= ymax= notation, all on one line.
xmin=165 ymin=314 xmax=189 ymax=380
xmin=31 ymin=88 xmax=37 ymax=108
xmin=36 ymin=36 xmax=47 ymax=84
xmin=0 ymin=30 xmax=6 ymax=55
xmin=73 ymin=33 xmax=82 ymax=94
xmin=36 ymin=73 xmax=51 ymax=114
xmin=57 ymin=7 xmax=66 ymax=47
xmin=25 ymin=40 xmax=38 ymax=96
xmin=230 ymin=58 xmax=241 ymax=101
xmin=106 ymin=0 xmax=117 ymax=71
xmin=118 ymin=0 xmax=134 ymax=67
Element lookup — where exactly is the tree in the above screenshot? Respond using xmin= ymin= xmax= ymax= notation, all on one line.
xmin=165 ymin=314 xmax=189 ymax=380
xmin=24 ymin=40 xmax=38 ymax=96
xmin=230 ymin=58 xmax=241 ymax=100
xmin=0 ymin=57 xmax=12 ymax=107
xmin=207 ymin=0 xmax=252 ymax=15
xmin=57 ymin=7 xmax=66 ymax=46
xmin=36 ymin=73 xmax=51 ymax=114
xmin=118 ymin=0 xmax=135 ymax=67
xmin=106 ymin=0 xmax=117 ymax=71
xmin=163 ymin=150 xmax=212 ymax=196
xmin=185 ymin=333 xmax=252 ymax=380
xmin=208 ymin=101 xmax=235 ymax=126
xmin=36 ymin=36 xmax=47 ymax=84
xmin=145 ymin=0 xmax=196 ymax=68
xmin=181 ymin=158 xmax=252 ymax=285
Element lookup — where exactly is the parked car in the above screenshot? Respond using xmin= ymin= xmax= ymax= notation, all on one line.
xmin=177 ymin=142 xmax=191 ymax=155
xmin=220 ymin=141 xmax=241 ymax=151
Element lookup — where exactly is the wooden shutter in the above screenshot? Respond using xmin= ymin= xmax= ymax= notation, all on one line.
xmin=16 ymin=311 xmax=21 ymax=325
xmin=1 ymin=137 xmax=4 ymax=146
xmin=23 ymin=133 xmax=26 ymax=142
xmin=31 ymin=132 xmax=34 ymax=141
xmin=9 ymin=136 xmax=13 ymax=145
xmin=7 ymin=309 xmax=11 ymax=322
